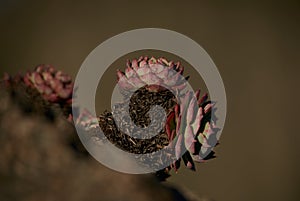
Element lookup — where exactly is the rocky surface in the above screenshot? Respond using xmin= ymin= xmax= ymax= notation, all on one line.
xmin=0 ymin=87 xmax=210 ymax=201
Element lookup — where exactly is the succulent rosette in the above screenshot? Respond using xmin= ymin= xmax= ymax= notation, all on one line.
xmin=165 ymin=89 xmax=219 ymax=172
xmin=114 ymin=56 xmax=219 ymax=174
xmin=23 ymin=64 xmax=73 ymax=105
xmin=116 ymin=56 xmax=188 ymax=94
xmin=1 ymin=64 xmax=74 ymax=119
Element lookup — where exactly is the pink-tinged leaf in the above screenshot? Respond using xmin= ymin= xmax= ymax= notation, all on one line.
xmin=137 ymin=56 xmax=143 ymax=62
xmin=31 ymin=72 xmax=44 ymax=85
xmin=200 ymin=135 xmax=210 ymax=148
xmin=150 ymin=63 xmax=164 ymax=73
xmin=170 ymin=129 xmax=175 ymax=141
xmin=204 ymin=122 xmax=219 ymax=141
xmin=143 ymin=56 xmax=149 ymax=61
xmin=35 ymin=84 xmax=52 ymax=95
xmin=175 ymin=61 xmax=181 ymax=71
xmin=131 ymin=59 xmax=139 ymax=70
xmin=42 ymin=71 xmax=53 ymax=82
xmin=45 ymin=93 xmax=58 ymax=102
xmin=176 ymin=114 xmax=181 ymax=136
xmin=198 ymin=92 xmax=208 ymax=105
xmin=189 ymin=140 xmax=197 ymax=155
xmin=136 ymin=65 xmax=151 ymax=76
xmin=156 ymin=67 xmax=169 ymax=79
xmin=55 ymin=71 xmax=71 ymax=83
xmin=178 ymin=66 xmax=184 ymax=75
xmin=182 ymin=152 xmax=195 ymax=170
xmin=197 ymin=133 xmax=204 ymax=145
xmin=168 ymin=61 xmax=174 ymax=68
xmin=148 ymin=57 xmax=157 ymax=64
xmin=174 ymin=159 xmax=181 ymax=172
xmin=198 ymin=123 xmax=211 ymax=148
xmin=166 ymin=118 xmax=172 ymax=140
xmin=157 ymin=58 xmax=163 ymax=65
xmin=127 ymin=76 xmax=146 ymax=88
xmin=50 ymin=79 xmax=63 ymax=93
xmin=178 ymin=92 xmax=192 ymax=135
xmin=117 ymin=78 xmax=135 ymax=90
xmin=175 ymin=134 xmax=183 ymax=159
xmin=164 ymin=71 xmax=182 ymax=86
xmin=139 ymin=72 xmax=162 ymax=85
xmin=185 ymin=125 xmax=195 ymax=152
xmin=166 ymin=111 xmax=176 ymax=131
xmin=202 ymin=122 xmax=210 ymax=138
xmin=204 ymin=103 xmax=212 ymax=114
xmin=35 ymin=65 xmax=44 ymax=73
xmin=23 ymin=73 xmax=33 ymax=87
xmin=172 ymin=82 xmax=187 ymax=91
xmin=139 ymin=60 xmax=147 ymax=67
xmin=170 ymin=159 xmax=181 ymax=173
xmin=145 ymin=84 xmax=164 ymax=92
xmin=43 ymin=85 xmax=53 ymax=95
xmin=191 ymin=107 xmax=203 ymax=135
xmin=47 ymin=65 xmax=56 ymax=74
xmin=180 ymin=91 xmax=191 ymax=114
xmin=175 ymin=104 xmax=180 ymax=120
xmin=168 ymin=129 xmax=176 ymax=147
xmin=116 ymin=69 xmax=125 ymax=81
xmin=191 ymin=154 xmax=205 ymax=163
xmin=126 ymin=59 xmax=131 ymax=68
xmin=160 ymin=57 xmax=169 ymax=66
xmin=58 ymin=88 xmax=72 ymax=99
xmin=186 ymin=96 xmax=197 ymax=124
xmin=187 ymin=161 xmax=193 ymax=169
xmin=195 ymin=89 xmax=201 ymax=100
xmin=125 ymin=66 xmax=135 ymax=78
xmin=67 ymin=114 xmax=73 ymax=122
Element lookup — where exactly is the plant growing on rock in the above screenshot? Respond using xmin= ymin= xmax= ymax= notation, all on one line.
xmin=98 ymin=56 xmax=219 ymax=178
xmin=1 ymin=64 xmax=73 ymax=119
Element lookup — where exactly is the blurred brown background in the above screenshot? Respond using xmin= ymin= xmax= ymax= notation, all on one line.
xmin=0 ymin=0 xmax=299 ymax=201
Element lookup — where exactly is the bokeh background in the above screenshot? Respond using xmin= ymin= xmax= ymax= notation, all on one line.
xmin=1 ymin=0 xmax=299 ymax=201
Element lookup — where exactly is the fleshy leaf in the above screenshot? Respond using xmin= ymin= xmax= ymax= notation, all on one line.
xmin=175 ymin=134 xmax=183 ymax=160
xmin=184 ymin=125 xmax=195 ymax=151
xmin=182 ymin=152 xmax=196 ymax=170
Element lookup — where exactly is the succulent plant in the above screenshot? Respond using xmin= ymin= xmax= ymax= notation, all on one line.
xmin=23 ymin=64 xmax=73 ymax=105
xmin=165 ymin=89 xmax=218 ymax=172
xmin=1 ymin=64 xmax=74 ymax=119
xmin=116 ymin=56 xmax=188 ymax=94
xmin=113 ymin=56 xmax=219 ymax=174
xmin=0 ymin=58 xmax=218 ymax=179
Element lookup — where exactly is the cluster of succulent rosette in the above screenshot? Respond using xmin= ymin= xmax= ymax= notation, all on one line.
xmin=116 ymin=56 xmax=219 ymax=173
xmin=1 ymin=57 xmax=219 ymax=177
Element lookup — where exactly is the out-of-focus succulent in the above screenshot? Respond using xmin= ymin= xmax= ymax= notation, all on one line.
xmin=116 ymin=56 xmax=188 ymax=94
xmin=1 ymin=64 xmax=74 ymax=119
xmin=23 ymin=64 xmax=73 ymax=105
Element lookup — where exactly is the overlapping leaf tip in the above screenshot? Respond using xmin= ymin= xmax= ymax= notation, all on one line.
xmin=116 ymin=56 xmax=188 ymax=94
